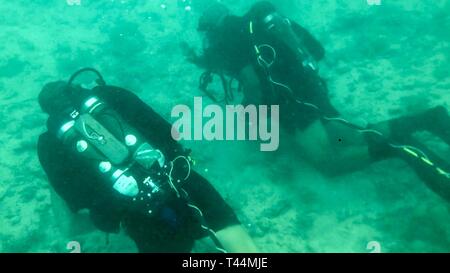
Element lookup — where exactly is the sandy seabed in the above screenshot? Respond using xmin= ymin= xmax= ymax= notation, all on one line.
xmin=0 ymin=0 xmax=449 ymax=253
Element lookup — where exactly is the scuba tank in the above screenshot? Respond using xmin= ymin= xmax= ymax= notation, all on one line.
xmin=259 ymin=12 xmax=319 ymax=73
xmin=248 ymin=11 xmax=325 ymax=104
xmin=52 ymin=68 xmax=173 ymax=216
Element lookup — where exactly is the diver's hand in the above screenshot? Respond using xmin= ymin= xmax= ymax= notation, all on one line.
xmin=180 ymin=42 xmax=200 ymax=64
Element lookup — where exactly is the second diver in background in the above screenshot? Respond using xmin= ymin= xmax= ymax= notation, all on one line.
xmin=185 ymin=1 xmax=450 ymax=203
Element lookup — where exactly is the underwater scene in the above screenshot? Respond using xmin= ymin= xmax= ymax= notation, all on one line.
xmin=0 ymin=0 xmax=450 ymax=253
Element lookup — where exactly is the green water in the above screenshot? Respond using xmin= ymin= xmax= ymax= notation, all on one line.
xmin=0 ymin=0 xmax=449 ymax=253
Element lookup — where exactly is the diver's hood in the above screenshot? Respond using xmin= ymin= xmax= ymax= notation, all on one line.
xmin=38 ymin=81 xmax=71 ymax=116
xmin=38 ymin=81 xmax=92 ymax=116
xmin=197 ymin=2 xmax=230 ymax=32
xmin=247 ymin=1 xmax=277 ymax=21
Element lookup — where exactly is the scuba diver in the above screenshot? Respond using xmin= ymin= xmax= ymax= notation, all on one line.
xmin=185 ymin=1 xmax=450 ymax=203
xmin=37 ymin=68 xmax=258 ymax=253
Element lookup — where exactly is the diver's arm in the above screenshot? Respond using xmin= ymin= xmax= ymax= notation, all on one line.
xmin=291 ymin=22 xmax=325 ymax=61
xmin=38 ymin=133 xmax=122 ymax=233
xmin=181 ymin=42 xmax=212 ymax=70
xmin=38 ymin=134 xmax=88 ymax=213
xmin=184 ymin=44 xmax=226 ymax=72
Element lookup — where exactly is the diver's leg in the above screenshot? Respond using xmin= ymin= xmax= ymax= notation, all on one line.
xmin=392 ymin=137 xmax=450 ymax=202
xmin=370 ymin=105 xmax=450 ymax=145
xmin=365 ymin=105 xmax=450 ymax=163
xmin=294 ymin=119 xmax=374 ymax=176
xmin=295 ymin=117 xmax=450 ymax=203
xmin=124 ymin=218 xmax=195 ymax=253
xmin=182 ymin=171 xmax=259 ymax=253
xmin=426 ymin=106 xmax=450 ymax=144
xmin=366 ymin=107 xmax=450 ymax=202
xmin=215 ymin=225 xmax=259 ymax=253
xmin=317 ymin=105 xmax=450 ymax=166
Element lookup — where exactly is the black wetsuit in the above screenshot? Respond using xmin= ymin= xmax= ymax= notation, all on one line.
xmin=196 ymin=2 xmax=450 ymax=204
xmin=37 ymin=85 xmax=239 ymax=252
xmin=198 ymin=2 xmax=339 ymax=131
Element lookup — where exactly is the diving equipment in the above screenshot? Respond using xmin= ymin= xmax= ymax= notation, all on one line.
xmin=260 ymin=12 xmax=318 ymax=72
xmin=50 ymin=69 xmax=171 ymax=214
xmin=42 ymin=68 xmax=228 ymax=253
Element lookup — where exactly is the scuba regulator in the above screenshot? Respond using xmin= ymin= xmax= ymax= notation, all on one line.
xmin=50 ymin=68 xmax=181 ymax=216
